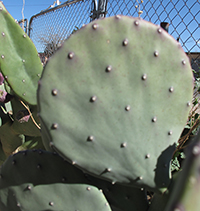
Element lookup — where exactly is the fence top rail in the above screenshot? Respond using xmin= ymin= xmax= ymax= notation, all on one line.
xmin=18 ymin=18 xmax=28 ymax=23
xmin=29 ymin=0 xmax=84 ymax=24
xmin=28 ymin=0 xmax=85 ymax=36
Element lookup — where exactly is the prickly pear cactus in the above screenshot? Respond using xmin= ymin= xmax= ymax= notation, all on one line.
xmin=0 ymin=2 xmax=43 ymax=105
xmin=38 ymin=16 xmax=193 ymax=192
xmin=0 ymin=183 xmax=112 ymax=211
xmin=0 ymin=150 xmax=112 ymax=211
xmin=149 ymin=172 xmax=179 ymax=211
xmin=165 ymin=130 xmax=200 ymax=211
xmin=0 ymin=150 xmax=149 ymax=211
xmin=85 ymin=173 xmax=149 ymax=211
xmin=0 ymin=148 xmax=150 ymax=210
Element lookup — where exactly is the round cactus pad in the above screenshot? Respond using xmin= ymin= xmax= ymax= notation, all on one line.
xmin=38 ymin=16 xmax=193 ymax=192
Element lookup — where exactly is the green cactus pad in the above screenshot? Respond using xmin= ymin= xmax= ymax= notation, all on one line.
xmin=86 ymin=173 xmax=149 ymax=211
xmin=0 ymin=2 xmax=43 ymax=105
xmin=149 ymin=172 xmax=179 ymax=211
xmin=38 ymin=16 xmax=193 ymax=192
xmin=0 ymin=150 xmax=148 ymax=210
xmin=0 ymin=183 xmax=111 ymax=211
xmin=0 ymin=150 xmax=112 ymax=211
xmin=165 ymin=130 xmax=200 ymax=211
xmin=0 ymin=150 xmax=86 ymax=188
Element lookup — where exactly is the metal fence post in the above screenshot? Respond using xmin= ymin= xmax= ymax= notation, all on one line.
xmin=90 ymin=0 xmax=97 ymax=21
xmin=97 ymin=0 xmax=108 ymax=18
xmin=18 ymin=19 xmax=29 ymax=33
xmin=90 ymin=0 xmax=108 ymax=21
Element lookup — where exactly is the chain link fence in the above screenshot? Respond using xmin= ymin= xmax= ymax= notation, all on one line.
xmin=23 ymin=0 xmax=199 ymax=72
xmin=28 ymin=0 xmax=92 ymax=61
xmin=106 ymin=0 xmax=200 ymax=73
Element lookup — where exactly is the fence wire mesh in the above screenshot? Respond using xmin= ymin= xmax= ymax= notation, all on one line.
xmin=28 ymin=0 xmax=91 ymax=59
xmin=26 ymin=0 xmax=199 ymax=72
xmin=106 ymin=0 xmax=200 ymax=73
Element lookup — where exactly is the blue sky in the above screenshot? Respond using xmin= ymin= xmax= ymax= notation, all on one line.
xmin=2 ymin=0 xmax=199 ymax=53
xmin=3 ymin=0 xmax=55 ymax=21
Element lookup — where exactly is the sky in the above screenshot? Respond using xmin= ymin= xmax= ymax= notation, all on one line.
xmin=2 ymin=0 xmax=56 ymax=21
xmin=1 ymin=0 xmax=199 ymax=53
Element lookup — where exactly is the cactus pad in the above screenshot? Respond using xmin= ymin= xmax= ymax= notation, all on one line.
xmin=38 ymin=16 xmax=193 ymax=192
xmin=0 ymin=183 xmax=111 ymax=211
xmin=0 ymin=150 xmax=148 ymax=211
xmin=85 ymin=173 xmax=149 ymax=211
xmin=165 ymin=130 xmax=200 ymax=211
xmin=0 ymin=2 xmax=43 ymax=105
xmin=0 ymin=150 xmax=112 ymax=211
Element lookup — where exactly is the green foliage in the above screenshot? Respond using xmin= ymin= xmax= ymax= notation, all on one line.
xmin=171 ymin=69 xmax=200 ymax=176
xmin=171 ymin=156 xmax=180 ymax=172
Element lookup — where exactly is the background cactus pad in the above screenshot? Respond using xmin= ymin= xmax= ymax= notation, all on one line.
xmin=0 ymin=2 xmax=43 ymax=105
